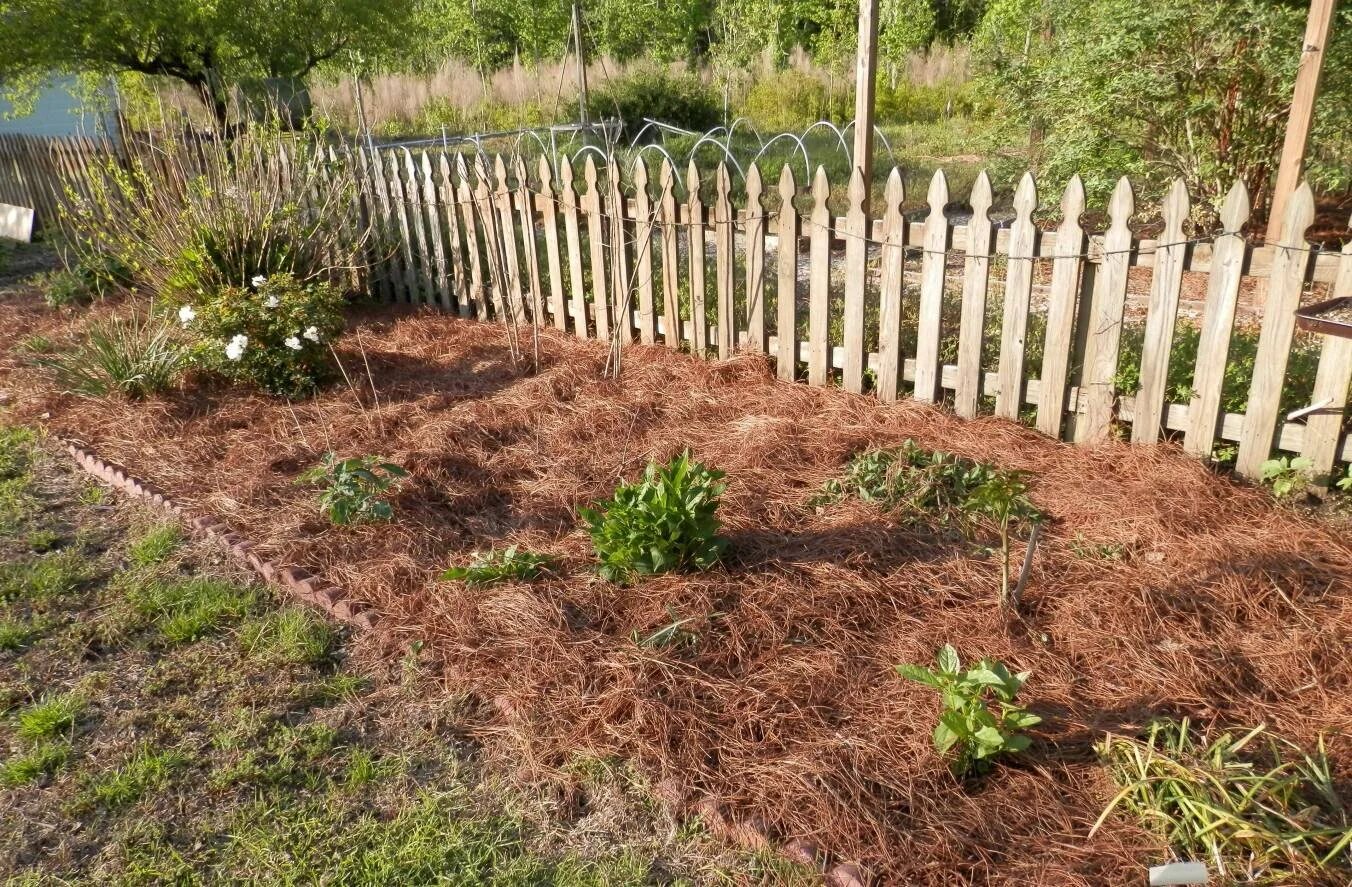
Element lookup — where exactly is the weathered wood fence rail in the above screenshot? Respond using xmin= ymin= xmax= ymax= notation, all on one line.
xmin=2 ymin=132 xmax=1349 ymax=486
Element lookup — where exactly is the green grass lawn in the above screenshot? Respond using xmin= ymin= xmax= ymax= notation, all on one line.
xmin=0 ymin=421 xmax=809 ymax=886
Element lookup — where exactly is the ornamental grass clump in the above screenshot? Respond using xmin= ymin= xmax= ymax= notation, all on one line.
xmin=35 ymin=311 xmax=186 ymax=399
xmin=183 ymin=273 xmax=344 ymax=397
xmin=581 ymin=451 xmax=727 ymax=584
xmin=1094 ymin=718 xmax=1352 ymax=880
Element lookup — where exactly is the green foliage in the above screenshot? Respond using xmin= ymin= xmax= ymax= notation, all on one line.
xmin=0 ymin=425 xmax=38 ymax=482
xmin=738 ymin=69 xmax=853 ymax=132
xmin=0 ymin=549 xmax=90 ymax=602
xmin=1260 ymin=455 xmax=1314 ymax=500
xmin=896 ymin=645 xmax=1040 ymax=778
xmin=35 ymin=312 xmax=186 ymax=400
xmin=125 ymin=576 xmax=261 ymax=643
xmin=298 ymin=453 xmax=408 ymax=526
xmin=442 ymin=546 xmax=551 ymax=586
xmin=590 ymin=68 xmax=721 ymax=140
xmin=239 ymin=607 xmax=336 ymax=666
xmin=963 ymin=469 xmax=1041 ymax=608
xmin=0 ymin=616 xmax=44 ymax=652
xmin=39 ymin=269 xmax=93 ymax=310
xmin=83 ymin=745 xmax=188 ymax=810
xmin=581 ymin=451 xmax=727 ymax=584
xmin=1337 ymin=466 xmax=1352 ymax=494
xmin=0 ymin=742 xmax=69 ymax=788
xmin=16 ymin=692 xmax=86 ymax=743
xmin=1095 ymin=719 xmax=1352 ymax=879
xmin=127 ymin=523 xmax=184 ymax=568
xmin=185 ymin=272 xmax=346 ymax=397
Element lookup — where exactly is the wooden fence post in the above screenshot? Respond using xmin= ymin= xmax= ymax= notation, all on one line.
xmin=807 ymin=166 xmax=832 ymax=386
xmin=658 ymin=159 xmax=682 ymax=348
xmin=1131 ymin=178 xmax=1191 ymax=443
xmin=745 ymin=163 xmax=767 ymax=354
xmin=1036 ymin=175 xmax=1087 ymax=438
xmin=559 ymin=156 xmax=588 ymax=337
xmin=714 ymin=162 xmax=736 ymax=359
xmin=583 ymin=156 xmax=610 ymax=339
xmin=632 ymin=156 xmax=657 ymax=344
xmin=954 ymin=171 xmax=993 ymax=418
xmin=914 ymin=170 xmax=951 ymax=403
xmin=995 ymin=173 xmax=1038 ymax=419
xmin=876 ymin=168 xmax=907 ymax=401
xmin=841 ymin=165 xmax=869 ymax=393
xmin=686 ymin=161 xmax=708 ymax=356
xmin=537 ymin=156 xmax=568 ymax=331
xmin=1075 ymin=177 xmax=1135 ymax=443
xmin=1301 ymin=216 xmax=1352 ymax=492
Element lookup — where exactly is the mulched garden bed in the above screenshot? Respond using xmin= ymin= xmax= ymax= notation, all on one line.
xmin=3 ymin=294 xmax=1350 ymax=885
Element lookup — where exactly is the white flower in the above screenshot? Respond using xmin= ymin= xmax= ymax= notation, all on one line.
xmin=302 ymin=326 xmax=321 ymax=343
xmin=224 ymin=334 xmax=248 ymax=361
xmin=178 ymin=305 xmax=196 ymax=326
xmin=284 ymin=336 xmax=302 ymax=351
xmin=264 ymin=295 xmax=280 ymax=309
xmin=251 ymin=275 xmax=267 ymax=288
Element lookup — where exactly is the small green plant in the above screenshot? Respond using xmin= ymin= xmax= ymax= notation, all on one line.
xmin=1260 ymin=455 xmax=1314 ymax=499
xmin=581 ymin=451 xmax=727 ymax=584
xmin=963 ymin=471 xmax=1043 ymax=609
xmin=1334 ymin=465 xmax=1351 ymax=493
xmin=16 ymin=692 xmax=87 ymax=742
xmin=35 ymin=312 xmax=185 ymax=399
xmin=1095 ymin=719 xmax=1352 ymax=879
xmin=0 ymin=616 xmax=44 ymax=652
xmin=82 ymin=745 xmax=188 ymax=809
xmin=630 ymin=608 xmax=705 ymax=650
xmin=298 ymin=453 xmax=408 ymax=526
xmin=896 ymin=645 xmax=1041 ymax=778
xmin=40 ymin=269 xmax=94 ymax=309
xmin=442 ymin=546 xmax=551 ymax=586
xmin=0 ymin=549 xmax=90 ymax=602
xmin=125 ymin=576 xmax=259 ymax=643
xmin=815 ymin=441 xmax=1003 ymax=517
xmin=1069 ymin=533 xmax=1126 ymax=561
xmin=185 ymin=272 xmax=346 ymax=397
xmin=0 ymin=741 xmax=70 ymax=787
xmin=239 ymin=607 xmax=336 ymax=666
xmin=127 ymin=522 xmax=183 ymax=567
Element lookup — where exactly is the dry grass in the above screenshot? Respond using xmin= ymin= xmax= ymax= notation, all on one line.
xmin=4 ymin=301 xmax=1350 ymax=884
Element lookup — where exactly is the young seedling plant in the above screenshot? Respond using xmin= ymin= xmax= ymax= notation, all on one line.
xmin=963 ymin=471 xmax=1043 ymax=611
xmin=298 ymin=453 xmax=407 ymax=526
xmin=897 ymin=645 xmax=1041 ymax=779
xmin=1259 ymin=455 xmax=1313 ymax=500
xmin=442 ymin=546 xmax=551 ymax=586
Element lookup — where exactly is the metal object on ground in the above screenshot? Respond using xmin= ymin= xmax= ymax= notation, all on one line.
xmin=1295 ymin=296 xmax=1352 ymax=338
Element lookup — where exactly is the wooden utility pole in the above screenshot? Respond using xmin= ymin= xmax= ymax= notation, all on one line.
xmin=852 ymin=0 xmax=881 ymax=196
xmin=1266 ymin=0 xmax=1338 ymax=241
xmin=572 ymin=1 xmax=591 ymax=128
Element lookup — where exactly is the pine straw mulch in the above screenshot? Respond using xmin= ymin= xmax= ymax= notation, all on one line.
xmin=3 ymin=298 xmax=1350 ymax=886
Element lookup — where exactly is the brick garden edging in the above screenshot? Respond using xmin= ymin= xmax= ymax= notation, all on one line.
xmin=59 ymin=437 xmax=872 ymax=886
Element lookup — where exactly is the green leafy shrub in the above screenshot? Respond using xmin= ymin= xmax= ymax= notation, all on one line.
xmin=35 ymin=312 xmax=185 ymax=399
xmin=590 ymin=69 xmax=720 ymax=140
xmin=1095 ymin=719 xmax=1352 ymax=879
xmin=40 ymin=269 xmax=93 ymax=309
xmin=897 ymin=645 xmax=1040 ymax=778
xmin=1260 ymin=455 xmax=1313 ymax=500
xmin=738 ymin=69 xmax=850 ymax=132
xmin=442 ymin=546 xmax=551 ymax=586
xmin=298 ymin=453 xmax=407 ymax=526
xmin=185 ymin=272 xmax=345 ymax=397
xmin=1337 ymin=466 xmax=1352 ymax=493
xmin=581 ymin=451 xmax=727 ymax=584
xmin=963 ymin=471 xmax=1043 ymax=608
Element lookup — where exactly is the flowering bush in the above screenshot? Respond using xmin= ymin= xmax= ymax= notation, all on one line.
xmin=183 ymin=273 xmax=345 ymax=397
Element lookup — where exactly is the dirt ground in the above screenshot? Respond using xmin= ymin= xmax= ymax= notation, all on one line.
xmin=1 ymin=264 xmax=1349 ymax=884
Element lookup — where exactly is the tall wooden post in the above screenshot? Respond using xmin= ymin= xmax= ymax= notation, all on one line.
xmin=852 ymin=0 xmax=881 ymax=198
xmin=1266 ymin=0 xmax=1338 ymax=241
xmin=572 ymin=1 xmax=591 ymax=129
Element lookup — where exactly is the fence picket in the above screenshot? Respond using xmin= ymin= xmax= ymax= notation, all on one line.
xmin=401 ymin=149 xmax=433 ymax=305
xmin=420 ymin=154 xmax=452 ymax=312
xmin=1184 ymin=182 xmax=1251 ymax=457
xmin=1132 ymin=179 xmax=1191 ymax=443
xmin=745 ymin=163 xmax=767 ymax=353
xmin=658 ymin=160 xmax=681 ymax=348
xmin=438 ymin=154 xmax=471 ymax=317
xmin=386 ymin=151 xmax=418 ymax=303
xmin=1301 ymin=221 xmax=1352 ymax=492
xmin=363 ymin=147 xmax=397 ymax=302
xmin=583 ymin=157 xmax=610 ymax=339
xmin=775 ymin=166 xmax=800 ymax=382
xmin=455 ymin=156 xmax=488 ymax=320
xmin=715 ymin=162 xmax=736 ymax=359
xmin=1036 ymin=175 xmax=1087 ymax=438
xmin=515 ymin=156 xmax=544 ymax=324
xmin=1236 ymin=184 xmax=1316 ymax=477
xmin=559 ymin=157 xmax=588 ymax=338
xmin=877 ymin=168 xmax=907 ymax=401
xmin=537 ymin=156 xmax=568 ymax=330
xmin=607 ymin=157 xmax=631 ymax=344
xmin=472 ymin=155 xmax=506 ymax=318
xmin=914 ymin=170 xmax=951 ymax=403
xmin=686 ymin=162 xmax=708 ymax=356
xmin=955 ymin=171 xmax=992 ymax=417
xmin=632 ymin=157 xmax=657 ymax=344
xmin=808 ymin=166 xmax=832 ymax=387
xmin=842 ymin=166 xmax=868 ymax=393
xmin=493 ymin=156 xmax=525 ymax=323
xmin=1076 ymin=177 xmax=1136 ymax=443
xmin=995 ymin=173 xmax=1038 ymax=419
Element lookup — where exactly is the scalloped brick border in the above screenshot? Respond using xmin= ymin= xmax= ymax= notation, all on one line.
xmin=57 ymin=437 xmax=872 ymax=885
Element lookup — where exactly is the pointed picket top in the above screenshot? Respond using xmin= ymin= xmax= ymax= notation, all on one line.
xmin=437 ymin=152 xmax=453 ymax=186
xmin=1160 ymin=178 xmax=1189 ymax=241
xmin=559 ymin=154 xmax=575 ymax=192
xmin=881 ymin=166 xmax=905 ymax=217
xmin=969 ymin=169 xmax=991 ymax=221
xmin=925 ymin=169 xmax=948 ymax=215
xmin=1059 ymin=174 xmax=1084 ymax=227
xmin=472 ymin=152 xmax=489 ymax=186
xmin=1012 ymin=171 xmax=1037 ymax=219
xmin=513 ymin=154 xmax=530 ymax=190
xmin=715 ymin=161 xmax=731 ymax=203
xmin=1275 ymin=181 xmax=1315 ymax=247
xmin=402 ymin=146 xmax=417 ymax=177
xmin=419 ymin=151 xmax=435 ymax=185
xmin=1218 ymin=180 xmax=1251 ymax=233
xmin=812 ymin=165 xmax=830 ymax=208
xmin=846 ymin=163 xmax=867 ymax=214
xmin=631 ymin=154 xmax=649 ymax=192
xmin=538 ymin=154 xmax=554 ymax=190
xmin=777 ymin=163 xmax=796 ymax=205
xmin=1106 ymin=176 xmax=1135 ymax=231
xmin=493 ymin=154 xmax=510 ymax=191
xmin=686 ymin=158 xmax=701 ymax=200
xmin=583 ymin=154 xmax=599 ymax=193
xmin=659 ymin=157 xmax=675 ymax=197
xmin=455 ymin=152 xmax=470 ymax=182
xmin=746 ymin=162 xmax=763 ymax=208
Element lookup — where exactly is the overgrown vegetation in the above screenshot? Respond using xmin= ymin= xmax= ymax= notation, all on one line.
xmin=298 ymin=453 xmax=408 ymax=526
xmin=582 ymin=451 xmax=727 ymax=584
xmin=897 ymin=645 xmax=1040 ymax=779
xmin=1095 ymin=719 xmax=1352 ymax=880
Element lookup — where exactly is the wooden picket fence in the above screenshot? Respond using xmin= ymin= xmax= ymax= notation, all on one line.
xmin=3 ymin=132 xmax=1349 ymax=486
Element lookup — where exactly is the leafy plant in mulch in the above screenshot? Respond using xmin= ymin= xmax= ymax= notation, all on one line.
xmin=581 ymin=451 xmax=727 ymax=584
xmin=298 ymin=453 xmax=407 ymax=526
xmin=1260 ymin=455 xmax=1314 ymax=500
xmin=34 ymin=311 xmax=186 ymax=399
xmin=1094 ymin=718 xmax=1352 ymax=880
xmin=442 ymin=546 xmax=551 ymax=586
xmin=897 ymin=645 xmax=1041 ymax=779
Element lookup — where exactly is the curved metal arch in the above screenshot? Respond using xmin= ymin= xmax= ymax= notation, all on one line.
xmin=749 ymin=133 xmax=813 ymax=180
xmin=801 ymin=121 xmax=852 ymax=162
